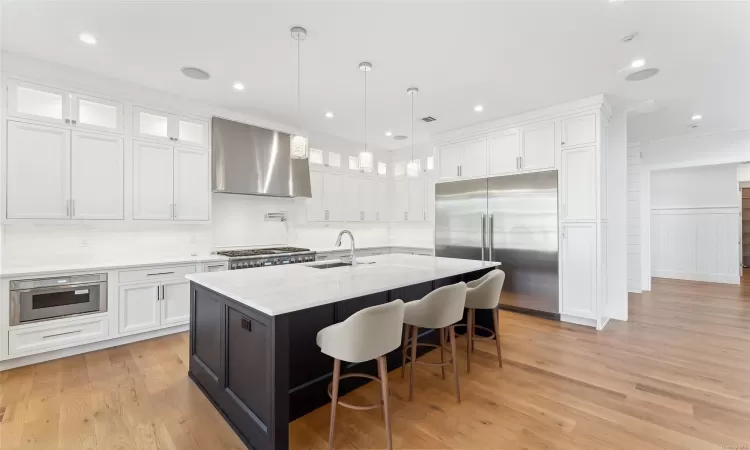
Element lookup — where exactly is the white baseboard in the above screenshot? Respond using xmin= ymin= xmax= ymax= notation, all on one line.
xmin=560 ymin=314 xmax=597 ymax=328
xmin=652 ymin=270 xmax=740 ymax=285
xmin=0 ymin=324 xmax=188 ymax=372
xmin=597 ymin=316 xmax=611 ymax=331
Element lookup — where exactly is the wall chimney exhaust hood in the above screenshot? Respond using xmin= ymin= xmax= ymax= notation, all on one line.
xmin=211 ymin=117 xmax=311 ymax=198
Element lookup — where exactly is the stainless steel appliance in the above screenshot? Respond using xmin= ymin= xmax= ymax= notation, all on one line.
xmin=10 ymin=274 xmax=108 ymax=325
xmin=216 ymin=247 xmax=316 ymax=270
xmin=435 ymin=170 xmax=559 ymax=317
xmin=211 ymin=117 xmax=312 ymax=198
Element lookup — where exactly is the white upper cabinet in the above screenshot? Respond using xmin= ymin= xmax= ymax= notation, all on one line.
xmin=488 ymin=129 xmax=520 ymax=176
xmin=438 ymin=143 xmax=462 ymax=180
xmin=424 ymin=173 xmax=436 ymax=222
xmin=6 ymin=121 xmax=71 ymax=219
xmin=358 ymin=178 xmax=376 ymax=221
xmin=375 ymin=179 xmax=389 ymax=222
xmin=134 ymin=106 xmax=209 ymax=148
xmin=407 ymin=177 xmax=424 ymax=221
xmin=7 ymin=80 xmax=70 ymax=125
xmin=323 ymin=172 xmax=343 ymax=221
xmin=521 ymin=120 xmax=555 ymax=171
xmin=391 ymin=179 xmax=408 ymax=222
xmin=133 ymin=141 xmax=175 ymax=220
xmin=341 ymin=175 xmax=360 ymax=221
xmin=306 ymin=170 xmax=325 ymax=221
xmin=71 ymin=94 xmax=123 ymax=132
xmin=561 ymin=145 xmax=596 ymax=221
xmin=173 ymin=147 xmax=210 ymax=221
xmin=561 ymin=222 xmax=597 ymax=319
xmin=71 ymin=132 xmax=124 ymax=220
xmin=561 ymin=113 xmax=596 ymax=148
xmin=459 ymin=138 xmax=487 ymax=178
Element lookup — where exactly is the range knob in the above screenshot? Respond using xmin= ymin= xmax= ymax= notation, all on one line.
xmin=242 ymin=262 xmax=249 ymax=268
xmin=231 ymin=263 xmax=238 ymax=269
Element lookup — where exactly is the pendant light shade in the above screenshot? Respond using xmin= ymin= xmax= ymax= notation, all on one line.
xmin=290 ymin=26 xmax=309 ymax=160
xmin=407 ymin=87 xmax=420 ymax=178
xmin=358 ymin=62 xmax=374 ymax=172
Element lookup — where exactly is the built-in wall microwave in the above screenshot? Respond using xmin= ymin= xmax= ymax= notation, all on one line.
xmin=9 ymin=274 xmax=108 ymax=326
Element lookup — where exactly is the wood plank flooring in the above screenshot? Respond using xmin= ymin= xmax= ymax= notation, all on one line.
xmin=2 ymin=276 xmax=750 ymax=449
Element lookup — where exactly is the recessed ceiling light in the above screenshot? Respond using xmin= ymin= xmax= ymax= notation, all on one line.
xmin=233 ymin=82 xmax=245 ymax=91
xmin=385 ymin=131 xmax=392 ymax=137
xmin=625 ymin=68 xmax=659 ymax=81
xmin=474 ymin=105 xmax=484 ymax=112
xmin=393 ymin=135 xmax=408 ymax=141
xmin=691 ymin=114 xmax=702 ymax=121
xmin=181 ymin=67 xmax=211 ymax=80
xmin=631 ymin=59 xmax=646 ymax=69
xmin=79 ymin=32 xmax=97 ymax=45
xmin=325 ymin=111 xmax=335 ymax=118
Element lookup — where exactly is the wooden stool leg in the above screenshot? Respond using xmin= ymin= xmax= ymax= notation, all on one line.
xmin=471 ymin=309 xmax=477 ymax=353
xmin=377 ymin=356 xmax=393 ymax=450
xmin=449 ymin=325 xmax=461 ymax=403
xmin=439 ymin=327 xmax=446 ymax=379
xmin=493 ymin=307 xmax=503 ymax=368
xmin=466 ymin=308 xmax=474 ymax=373
xmin=329 ymin=359 xmax=341 ymax=450
xmin=408 ymin=325 xmax=418 ymax=401
xmin=400 ymin=324 xmax=409 ymax=378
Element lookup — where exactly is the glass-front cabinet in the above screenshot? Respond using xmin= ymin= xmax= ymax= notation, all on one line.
xmin=134 ymin=106 xmax=209 ymax=148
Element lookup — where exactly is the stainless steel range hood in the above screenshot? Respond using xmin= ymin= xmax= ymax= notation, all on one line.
xmin=211 ymin=117 xmax=312 ymax=198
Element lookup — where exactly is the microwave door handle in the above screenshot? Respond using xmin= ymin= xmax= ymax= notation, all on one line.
xmin=11 ymin=282 xmax=100 ymax=294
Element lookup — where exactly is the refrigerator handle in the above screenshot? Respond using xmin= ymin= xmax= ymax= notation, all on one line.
xmin=481 ymin=213 xmax=487 ymax=261
xmin=488 ymin=214 xmax=494 ymax=261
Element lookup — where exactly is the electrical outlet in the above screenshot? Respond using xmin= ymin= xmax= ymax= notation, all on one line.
xmin=80 ymin=239 xmax=88 ymax=247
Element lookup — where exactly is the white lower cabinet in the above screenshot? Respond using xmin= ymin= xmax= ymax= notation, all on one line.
xmin=202 ymin=262 xmax=228 ymax=272
xmin=119 ymin=282 xmax=161 ymax=334
xmin=160 ymin=280 xmax=191 ymax=326
xmin=8 ymin=315 xmax=109 ymax=356
xmin=560 ymin=223 xmax=597 ymax=319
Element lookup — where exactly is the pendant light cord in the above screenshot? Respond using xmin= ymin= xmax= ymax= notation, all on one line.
xmin=297 ymin=38 xmax=301 ymax=126
xmin=411 ymin=90 xmax=415 ymax=163
xmin=364 ymin=68 xmax=368 ymax=153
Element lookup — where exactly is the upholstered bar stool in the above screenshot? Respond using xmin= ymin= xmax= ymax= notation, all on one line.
xmin=316 ymin=300 xmax=405 ymax=450
xmin=464 ymin=269 xmax=506 ymax=372
xmin=400 ymin=282 xmax=467 ymax=403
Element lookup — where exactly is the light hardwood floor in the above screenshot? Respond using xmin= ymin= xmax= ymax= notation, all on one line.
xmin=1 ymin=276 xmax=750 ymax=449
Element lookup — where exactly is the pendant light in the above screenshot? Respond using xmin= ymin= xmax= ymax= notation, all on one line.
xmin=406 ymin=87 xmax=420 ymax=177
xmin=358 ymin=62 xmax=374 ymax=172
xmin=290 ymin=26 xmax=309 ymax=160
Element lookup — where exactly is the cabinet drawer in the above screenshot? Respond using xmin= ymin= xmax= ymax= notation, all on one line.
xmin=9 ymin=315 xmax=109 ymax=356
xmin=118 ymin=264 xmax=197 ymax=283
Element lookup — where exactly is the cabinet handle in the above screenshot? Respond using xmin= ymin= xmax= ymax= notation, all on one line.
xmin=561 ymin=141 xmax=565 ymax=146
xmin=64 ymin=119 xmax=70 ymax=124
xmin=459 ymin=165 xmax=462 ymax=176
xmin=360 ymin=211 xmax=364 ymax=221
xmin=147 ymin=271 xmax=175 ymax=277
xmin=376 ymin=212 xmax=379 ymax=221
xmin=241 ymin=317 xmax=252 ymax=332
xmin=66 ymin=200 xmax=71 ymax=217
xmin=325 ymin=209 xmax=329 ymax=220
xmin=71 ymin=119 xmax=77 ymax=125
xmin=161 ymin=285 xmax=165 ymax=300
xmin=42 ymin=329 xmax=82 ymax=339
xmin=519 ymin=156 xmax=523 ymax=169
xmin=456 ymin=166 xmax=460 ymax=176
xmin=71 ymin=199 xmax=75 ymax=217
xmin=404 ymin=212 xmax=407 ymax=221
xmin=173 ymin=204 xmax=177 ymax=218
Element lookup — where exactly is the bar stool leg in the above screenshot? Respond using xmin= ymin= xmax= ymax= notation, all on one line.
xmin=493 ymin=307 xmax=503 ymax=368
xmin=466 ymin=308 xmax=474 ymax=373
xmin=400 ymin=324 xmax=410 ymax=378
xmin=449 ymin=325 xmax=461 ymax=403
xmin=439 ymin=327 xmax=446 ymax=379
xmin=471 ymin=309 xmax=477 ymax=353
xmin=377 ymin=356 xmax=393 ymax=450
xmin=408 ymin=325 xmax=418 ymax=401
xmin=328 ymin=359 xmax=341 ymax=450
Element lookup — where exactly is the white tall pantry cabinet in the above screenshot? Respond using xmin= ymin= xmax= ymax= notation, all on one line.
xmin=435 ymin=96 xmax=612 ymax=329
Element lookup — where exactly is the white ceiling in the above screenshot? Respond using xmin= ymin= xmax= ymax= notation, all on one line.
xmin=3 ymin=1 xmax=749 ymax=149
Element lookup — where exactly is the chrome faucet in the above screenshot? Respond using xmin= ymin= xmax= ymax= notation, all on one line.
xmin=335 ymin=230 xmax=357 ymax=266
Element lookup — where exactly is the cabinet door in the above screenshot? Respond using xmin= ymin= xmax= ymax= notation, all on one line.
xmin=119 ymin=283 xmax=161 ymax=334
xmin=71 ymin=132 xmax=124 ymax=220
xmin=391 ymin=179 xmax=408 ymax=222
xmin=561 ymin=223 xmax=596 ymax=319
xmin=175 ymin=115 xmax=209 ymax=148
xmin=173 ymin=147 xmax=210 ymax=221
xmin=71 ymin=94 xmax=123 ymax=133
xmin=358 ymin=178 xmax=376 ymax=221
xmin=375 ymin=179 xmax=389 ymax=222
xmin=133 ymin=141 xmax=174 ymax=220
xmin=341 ymin=175 xmax=360 ymax=221
xmin=407 ymin=177 xmax=424 ymax=221
xmin=306 ymin=170 xmax=325 ymax=222
xmin=7 ymin=80 xmax=70 ymax=125
xmin=488 ymin=129 xmax=520 ymax=176
xmin=6 ymin=121 xmax=71 ymax=219
xmin=322 ymin=172 xmax=342 ymax=221
xmin=424 ymin=173 xmax=436 ymax=222
xmin=438 ymin=144 xmax=461 ymax=180
xmin=460 ymin=138 xmax=487 ymax=178
xmin=134 ymin=107 xmax=171 ymax=142
xmin=561 ymin=113 xmax=596 ymax=148
xmin=561 ymin=146 xmax=596 ymax=221
xmin=521 ymin=121 xmax=555 ymax=171
xmin=161 ymin=280 xmax=191 ymax=326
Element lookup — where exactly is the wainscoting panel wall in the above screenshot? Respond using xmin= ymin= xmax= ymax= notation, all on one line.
xmin=651 ymin=207 xmax=740 ymax=284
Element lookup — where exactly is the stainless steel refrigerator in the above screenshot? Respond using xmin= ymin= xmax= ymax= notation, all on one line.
xmin=435 ymin=170 xmax=559 ymax=317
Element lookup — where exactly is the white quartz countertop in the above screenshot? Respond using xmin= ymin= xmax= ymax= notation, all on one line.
xmin=309 ymin=245 xmax=433 ymax=253
xmin=0 ymin=254 xmax=229 ymax=278
xmin=186 ymin=254 xmax=501 ymax=316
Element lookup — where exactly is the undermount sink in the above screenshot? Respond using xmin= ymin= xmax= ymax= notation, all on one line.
xmin=306 ymin=261 xmax=376 ymax=269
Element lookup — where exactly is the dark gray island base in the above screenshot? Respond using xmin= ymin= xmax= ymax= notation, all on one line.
xmin=188 ymin=268 xmax=493 ymax=450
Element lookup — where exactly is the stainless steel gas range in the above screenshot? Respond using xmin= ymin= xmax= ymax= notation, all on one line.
xmin=215 ymin=247 xmax=316 ymax=270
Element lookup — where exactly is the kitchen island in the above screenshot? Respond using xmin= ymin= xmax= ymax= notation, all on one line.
xmin=186 ymin=254 xmax=500 ymax=450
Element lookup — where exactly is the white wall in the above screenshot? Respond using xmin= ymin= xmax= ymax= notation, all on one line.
xmin=649 ymin=164 xmax=740 ymax=284
xmin=627 ymin=144 xmax=641 ymax=293
xmin=606 ymin=109 xmax=628 ymax=320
